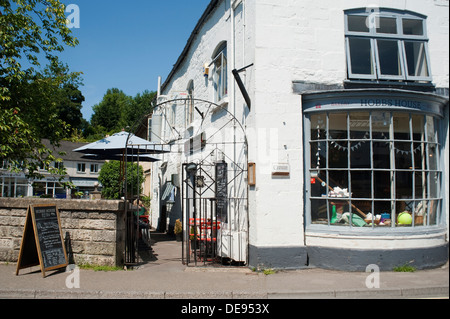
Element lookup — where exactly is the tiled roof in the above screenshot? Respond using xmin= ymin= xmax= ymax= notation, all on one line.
xmin=42 ymin=139 xmax=105 ymax=163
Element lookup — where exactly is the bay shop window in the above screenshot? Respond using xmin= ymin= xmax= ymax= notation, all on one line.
xmin=304 ymin=95 xmax=445 ymax=230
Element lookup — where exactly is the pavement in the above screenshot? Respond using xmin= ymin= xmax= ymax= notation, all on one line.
xmin=1 ymin=230 xmax=448 ymax=300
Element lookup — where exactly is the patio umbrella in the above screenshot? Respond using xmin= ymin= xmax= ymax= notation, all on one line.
xmin=81 ymin=153 xmax=161 ymax=162
xmin=73 ymin=131 xmax=170 ymax=155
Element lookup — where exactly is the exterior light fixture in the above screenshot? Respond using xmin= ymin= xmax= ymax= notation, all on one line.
xmin=203 ymin=63 xmax=209 ymax=78
xmin=186 ymin=163 xmax=198 ymax=175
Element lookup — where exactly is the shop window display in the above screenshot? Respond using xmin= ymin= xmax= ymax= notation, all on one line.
xmin=308 ymin=111 xmax=442 ymax=228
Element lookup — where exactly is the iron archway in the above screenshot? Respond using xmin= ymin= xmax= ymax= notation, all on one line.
xmin=123 ymin=97 xmax=249 ymax=266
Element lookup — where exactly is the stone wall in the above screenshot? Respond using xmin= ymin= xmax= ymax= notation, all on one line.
xmin=0 ymin=198 xmax=126 ymax=267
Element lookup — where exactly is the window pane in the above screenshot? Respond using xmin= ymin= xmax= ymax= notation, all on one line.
xmin=413 ymin=143 xmax=427 ymax=170
xmin=352 ymin=200 xmax=372 ymax=221
xmin=329 ymin=113 xmax=348 ymax=168
xmin=374 ymin=201 xmax=392 ymax=226
xmin=397 ymin=201 xmax=413 ymax=227
xmin=348 ymin=38 xmax=374 ymax=75
xmin=222 ymin=54 xmax=228 ymax=98
xmin=329 ymin=170 xmax=348 ymax=192
xmin=329 ymin=142 xmax=348 ymax=168
xmin=329 ymin=113 xmax=347 ymax=139
xmin=213 ymin=50 xmax=228 ymax=101
xmin=404 ymin=41 xmax=429 ymax=77
xmin=374 ymin=171 xmax=391 ymax=199
xmin=428 ymin=144 xmax=438 ymax=171
xmin=351 ymin=171 xmax=372 ymax=198
xmin=428 ymin=200 xmax=438 ymax=225
xmin=429 ymin=172 xmax=440 ymax=199
xmin=415 ymin=171 xmax=427 ymax=199
xmin=377 ymin=17 xmax=398 ymax=34
xmin=394 ymin=113 xmax=411 ymax=140
xmin=396 ymin=171 xmax=412 ymax=199
xmin=350 ymin=112 xmax=370 ymax=139
xmin=372 ymin=112 xmax=390 ymax=140
xmin=351 ymin=141 xmax=371 ymax=168
xmin=373 ymin=142 xmax=391 ymax=169
xmin=330 ymin=200 xmax=350 ymax=225
xmin=377 ymin=40 xmax=403 ymax=76
xmin=395 ymin=142 xmax=412 ymax=169
xmin=414 ymin=200 xmax=427 ymax=226
xmin=311 ymin=199 xmax=328 ymax=224
xmin=311 ymin=141 xmax=327 ymax=169
xmin=426 ymin=116 xmax=436 ymax=143
xmin=311 ymin=114 xmax=327 ymax=140
xmin=310 ymin=171 xmax=327 ymax=197
xmin=348 ymin=15 xmax=369 ymax=32
xmin=412 ymin=115 xmax=425 ymax=141
xmin=403 ymin=19 xmax=424 ymax=35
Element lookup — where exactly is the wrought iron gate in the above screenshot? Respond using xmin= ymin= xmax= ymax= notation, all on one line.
xmin=123 ymin=97 xmax=249 ymax=267
xmin=182 ymin=158 xmax=248 ymax=267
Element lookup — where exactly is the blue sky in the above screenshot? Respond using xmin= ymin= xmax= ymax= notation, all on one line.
xmin=59 ymin=0 xmax=211 ymax=121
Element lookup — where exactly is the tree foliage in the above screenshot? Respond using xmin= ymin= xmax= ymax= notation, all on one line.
xmin=90 ymin=88 xmax=132 ymax=135
xmin=98 ymin=160 xmax=144 ymax=200
xmin=86 ymin=89 xmax=156 ymax=141
xmin=1 ymin=0 xmax=81 ymax=178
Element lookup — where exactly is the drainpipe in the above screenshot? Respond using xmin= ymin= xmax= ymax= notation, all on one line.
xmin=231 ymin=0 xmax=237 ymax=212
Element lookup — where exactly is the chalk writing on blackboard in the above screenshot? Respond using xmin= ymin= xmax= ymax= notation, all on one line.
xmin=215 ymin=162 xmax=228 ymax=223
xmin=16 ymin=205 xmax=68 ymax=278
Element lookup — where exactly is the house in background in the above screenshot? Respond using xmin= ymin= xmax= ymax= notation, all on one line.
xmin=149 ymin=0 xmax=448 ymax=270
xmin=0 ymin=140 xmax=105 ymax=199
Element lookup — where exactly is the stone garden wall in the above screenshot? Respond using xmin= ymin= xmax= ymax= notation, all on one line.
xmin=0 ymin=198 xmax=126 ymax=267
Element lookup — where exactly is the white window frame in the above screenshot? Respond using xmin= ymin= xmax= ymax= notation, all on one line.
xmin=212 ymin=42 xmax=228 ymax=103
xmin=345 ymin=8 xmax=432 ymax=82
xmin=77 ymin=163 xmax=86 ymax=173
xmin=90 ymin=163 xmax=99 ymax=174
xmin=186 ymin=80 xmax=194 ymax=127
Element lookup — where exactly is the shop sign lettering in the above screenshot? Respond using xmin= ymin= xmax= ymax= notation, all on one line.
xmin=360 ymin=98 xmax=423 ymax=109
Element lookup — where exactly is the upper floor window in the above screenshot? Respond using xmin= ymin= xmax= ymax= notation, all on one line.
xmin=90 ymin=164 xmax=99 ymax=174
xmin=212 ymin=42 xmax=228 ymax=102
xmin=77 ymin=163 xmax=86 ymax=173
xmin=186 ymin=80 xmax=194 ymax=127
xmin=345 ymin=8 xmax=432 ymax=82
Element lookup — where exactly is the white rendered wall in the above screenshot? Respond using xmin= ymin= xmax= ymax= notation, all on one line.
xmin=250 ymin=0 xmax=449 ymax=250
xmin=152 ymin=0 xmax=449 ymax=261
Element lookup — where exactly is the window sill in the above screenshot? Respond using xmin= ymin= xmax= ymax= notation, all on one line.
xmin=306 ymin=223 xmax=446 ymax=237
xmin=212 ymin=96 xmax=229 ymax=112
xmin=343 ymin=79 xmax=436 ymax=92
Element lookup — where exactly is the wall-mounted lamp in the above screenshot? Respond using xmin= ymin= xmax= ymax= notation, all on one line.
xmin=248 ymin=162 xmax=256 ymax=186
xmin=185 ymin=163 xmax=198 ymax=176
xmin=203 ymin=63 xmax=209 ymax=78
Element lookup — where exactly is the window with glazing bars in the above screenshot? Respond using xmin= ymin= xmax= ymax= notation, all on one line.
xmin=345 ymin=8 xmax=432 ymax=82
xmin=307 ymin=111 xmax=442 ymax=228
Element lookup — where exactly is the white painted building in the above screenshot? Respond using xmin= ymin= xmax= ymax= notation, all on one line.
xmin=149 ymin=0 xmax=449 ymax=270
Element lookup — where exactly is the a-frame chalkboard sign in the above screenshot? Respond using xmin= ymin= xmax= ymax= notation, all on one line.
xmin=16 ymin=205 xmax=68 ymax=278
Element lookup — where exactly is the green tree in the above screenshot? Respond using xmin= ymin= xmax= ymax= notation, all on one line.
xmin=90 ymin=88 xmax=132 ymax=134
xmin=1 ymin=0 xmax=80 ymax=178
xmin=98 ymin=161 xmax=144 ymax=200
xmin=126 ymin=90 xmax=157 ymax=129
xmin=55 ymin=83 xmax=85 ymax=134
xmin=87 ymin=89 xmax=156 ymax=141
xmin=0 ymin=0 xmax=78 ymax=100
